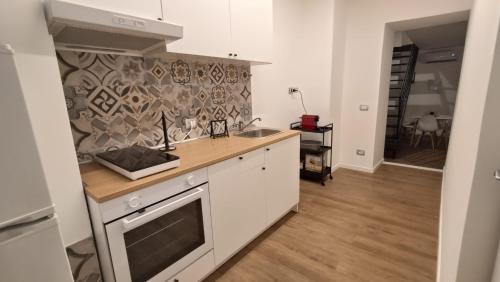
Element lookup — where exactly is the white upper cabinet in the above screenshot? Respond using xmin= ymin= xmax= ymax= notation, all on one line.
xmin=64 ymin=0 xmax=164 ymax=20
xmin=229 ymin=0 xmax=273 ymax=63
xmin=162 ymin=0 xmax=272 ymax=63
xmin=163 ymin=0 xmax=232 ymax=59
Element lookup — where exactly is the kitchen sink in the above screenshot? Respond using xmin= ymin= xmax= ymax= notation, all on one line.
xmin=235 ymin=128 xmax=282 ymax=138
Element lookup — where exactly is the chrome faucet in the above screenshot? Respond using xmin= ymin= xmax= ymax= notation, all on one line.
xmin=238 ymin=117 xmax=262 ymax=131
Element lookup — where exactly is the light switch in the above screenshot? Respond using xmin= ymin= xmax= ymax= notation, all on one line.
xmin=359 ymin=105 xmax=369 ymax=111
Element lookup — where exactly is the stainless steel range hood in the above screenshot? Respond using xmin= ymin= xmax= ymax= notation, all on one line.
xmin=44 ymin=0 xmax=183 ymax=56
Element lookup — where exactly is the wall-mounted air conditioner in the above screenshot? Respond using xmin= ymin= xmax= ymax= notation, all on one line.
xmin=419 ymin=48 xmax=459 ymax=63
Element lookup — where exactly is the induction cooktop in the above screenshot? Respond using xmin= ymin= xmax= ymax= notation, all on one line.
xmin=95 ymin=145 xmax=180 ymax=180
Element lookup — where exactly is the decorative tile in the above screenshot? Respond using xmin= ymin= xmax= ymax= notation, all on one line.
xmin=240 ymin=85 xmax=251 ymax=101
xmin=228 ymin=105 xmax=240 ymax=122
xmin=151 ymin=63 xmax=167 ymax=80
xmin=211 ymin=85 xmax=226 ymax=105
xmin=57 ymin=51 xmax=251 ymax=161
xmin=88 ymin=87 xmax=120 ymax=117
xmin=209 ymin=63 xmax=225 ymax=85
xmin=66 ymin=237 xmax=101 ymax=282
xmin=85 ymin=55 xmax=114 ymax=83
xmin=170 ymin=60 xmax=191 ymax=84
xmin=225 ymin=64 xmax=239 ymax=84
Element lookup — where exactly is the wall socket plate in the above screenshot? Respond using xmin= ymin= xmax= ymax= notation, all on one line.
xmin=185 ymin=118 xmax=197 ymax=130
xmin=288 ymin=87 xmax=299 ymax=95
xmin=356 ymin=149 xmax=366 ymax=156
xmin=359 ymin=105 xmax=369 ymax=111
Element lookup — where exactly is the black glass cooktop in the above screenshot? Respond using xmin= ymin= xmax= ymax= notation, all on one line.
xmin=96 ymin=145 xmax=179 ymax=172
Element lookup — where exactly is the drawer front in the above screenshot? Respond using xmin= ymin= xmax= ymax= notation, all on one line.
xmin=100 ymin=168 xmax=208 ymax=223
xmin=168 ymin=250 xmax=215 ymax=282
xmin=238 ymin=148 xmax=265 ymax=171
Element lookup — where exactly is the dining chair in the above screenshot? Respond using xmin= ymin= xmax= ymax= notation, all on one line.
xmin=414 ymin=114 xmax=439 ymax=150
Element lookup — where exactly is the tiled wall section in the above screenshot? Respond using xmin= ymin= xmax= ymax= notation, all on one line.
xmin=58 ymin=51 xmax=252 ymax=162
xmin=66 ymin=237 xmax=101 ymax=282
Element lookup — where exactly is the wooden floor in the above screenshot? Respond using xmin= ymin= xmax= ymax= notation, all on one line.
xmin=205 ymin=165 xmax=442 ymax=282
xmin=386 ymin=137 xmax=447 ymax=169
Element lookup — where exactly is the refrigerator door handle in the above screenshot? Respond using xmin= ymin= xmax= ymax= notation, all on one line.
xmin=0 ymin=205 xmax=54 ymax=230
xmin=0 ymin=215 xmax=57 ymax=245
xmin=0 ymin=215 xmax=51 ymax=234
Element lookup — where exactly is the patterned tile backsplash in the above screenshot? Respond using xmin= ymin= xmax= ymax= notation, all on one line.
xmin=58 ymin=51 xmax=252 ymax=162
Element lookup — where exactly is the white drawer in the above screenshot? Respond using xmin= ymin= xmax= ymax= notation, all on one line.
xmin=168 ymin=250 xmax=215 ymax=282
xmin=99 ymin=168 xmax=208 ymax=223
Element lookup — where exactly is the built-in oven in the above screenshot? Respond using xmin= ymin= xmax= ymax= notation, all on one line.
xmin=105 ymin=183 xmax=213 ymax=282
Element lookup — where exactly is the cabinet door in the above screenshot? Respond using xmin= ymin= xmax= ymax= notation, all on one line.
xmin=162 ymin=0 xmax=232 ymax=58
xmin=65 ymin=0 xmax=163 ymax=20
xmin=229 ymin=0 xmax=273 ymax=63
xmin=264 ymin=136 xmax=300 ymax=225
xmin=208 ymin=150 xmax=266 ymax=266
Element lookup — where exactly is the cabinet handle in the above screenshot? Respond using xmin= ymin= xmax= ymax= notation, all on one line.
xmin=157 ymin=18 xmax=163 ymax=21
xmin=266 ymin=148 xmax=270 ymax=151
xmin=239 ymin=156 xmax=243 ymax=160
xmin=229 ymin=53 xmax=233 ymax=57
xmin=174 ymin=279 xmax=179 ymax=282
xmin=234 ymin=53 xmax=238 ymax=57
xmin=262 ymin=167 xmax=266 ymax=170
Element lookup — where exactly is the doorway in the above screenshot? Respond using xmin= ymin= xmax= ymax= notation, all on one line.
xmin=383 ymin=21 xmax=468 ymax=170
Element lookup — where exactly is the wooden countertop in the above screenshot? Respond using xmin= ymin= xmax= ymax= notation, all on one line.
xmin=81 ymin=130 xmax=301 ymax=203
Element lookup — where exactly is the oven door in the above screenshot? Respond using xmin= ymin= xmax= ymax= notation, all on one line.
xmin=105 ymin=183 xmax=213 ymax=282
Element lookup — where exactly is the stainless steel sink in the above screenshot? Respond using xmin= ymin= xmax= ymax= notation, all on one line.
xmin=235 ymin=128 xmax=282 ymax=138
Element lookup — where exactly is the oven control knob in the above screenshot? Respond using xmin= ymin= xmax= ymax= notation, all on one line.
xmin=186 ymin=175 xmax=196 ymax=186
xmin=127 ymin=196 xmax=141 ymax=209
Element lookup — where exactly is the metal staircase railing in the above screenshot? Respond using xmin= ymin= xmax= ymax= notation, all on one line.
xmin=384 ymin=44 xmax=419 ymax=158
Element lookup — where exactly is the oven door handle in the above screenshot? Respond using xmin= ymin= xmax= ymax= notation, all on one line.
xmin=121 ymin=187 xmax=204 ymax=231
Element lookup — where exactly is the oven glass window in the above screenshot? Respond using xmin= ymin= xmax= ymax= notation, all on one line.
xmin=124 ymin=199 xmax=205 ymax=282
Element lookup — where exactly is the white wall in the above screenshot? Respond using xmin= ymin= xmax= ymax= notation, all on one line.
xmin=330 ymin=0 xmax=347 ymax=168
xmin=251 ymin=0 xmax=347 ymax=167
xmin=439 ymin=0 xmax=500 ymax=280
xmin=339 ymin=0 xmax=473 ymax=171
xmin=0 ymin=0 xmax=91 ymax=246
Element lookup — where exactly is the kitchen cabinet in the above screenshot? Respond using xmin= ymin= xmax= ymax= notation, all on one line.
xmin=162 ymin=0 xmax=232 ymax=59
xmin=65 ymin=0 xmax=163 ymax=20
xmin=162 ymin=0 xmax=272 ymax=63
xmin=229 ymin=0 xmax=273 ymax=63
xmin=208 ymin=149 xmax=267 ymax=266
xmin=264 ymin=136 xmax=300 ymax=225
xmin=208 ymin=136 xmax=300 ymax=266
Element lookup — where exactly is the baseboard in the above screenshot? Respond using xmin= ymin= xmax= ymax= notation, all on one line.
xmin=383 ymin=161 xmax=443 ymax=173
xmin=331 ymin=163 xmax=341 ymax=172
xmin=337 ymin=163 xmax=376 ymax=173
xmin=436 ymin=175 xmax=445 ymax=282
xmin=373 ymin=159 xmax=384 ymax=172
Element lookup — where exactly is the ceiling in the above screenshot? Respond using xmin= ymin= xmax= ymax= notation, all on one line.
xmin=405 ymin=21 xmax=468 ymax=50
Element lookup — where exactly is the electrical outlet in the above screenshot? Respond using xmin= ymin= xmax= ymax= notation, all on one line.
xmin=359 ymin=105 xmax=369 ymax=111
xmin=288 ymin=87 xmax=299 ymax=95
xmin=185 ymin=118 xmax=197 ymax=130
xmin=356 ymin=149 xmax=365 ymax=156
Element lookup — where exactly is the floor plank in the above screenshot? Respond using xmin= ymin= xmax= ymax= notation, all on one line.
xmin=385 ymin=136 xmax=447 ymax=169
xmin=205 ymin=165 xmax=442 ymax=282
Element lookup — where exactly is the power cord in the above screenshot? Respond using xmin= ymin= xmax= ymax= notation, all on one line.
xmin=295 ymin=90 xmax=308 ymax=114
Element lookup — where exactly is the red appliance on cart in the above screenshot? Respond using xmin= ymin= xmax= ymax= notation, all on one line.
xmin=300 ymin=115 xmax=319 ymax=130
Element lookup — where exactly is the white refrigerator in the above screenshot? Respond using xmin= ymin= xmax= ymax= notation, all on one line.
xmin=0 ymin=44 xmax=74 ymax=281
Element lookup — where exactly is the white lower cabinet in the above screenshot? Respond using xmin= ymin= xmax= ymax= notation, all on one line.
xmin=208 ymin=149 xmax=267 ymax=266
xmin=208 ymin=136 xmax=300 ymax=266
xmin=264 ymin=136 xmax=300 ymax=225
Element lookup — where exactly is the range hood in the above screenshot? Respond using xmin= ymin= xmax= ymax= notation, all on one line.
xmin=44 ymin=0 xmax=183 ymax=56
